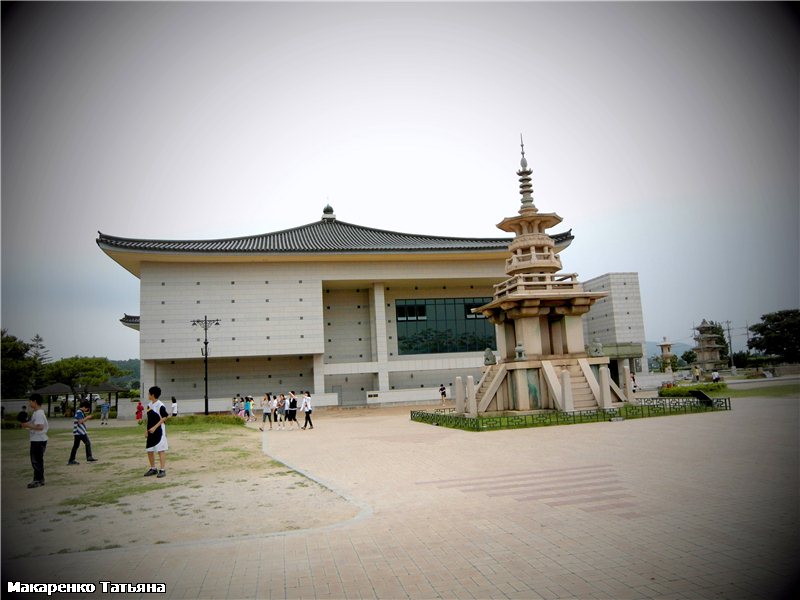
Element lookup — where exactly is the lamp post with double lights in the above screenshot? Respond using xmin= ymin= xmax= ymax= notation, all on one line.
xmin=191 ymin=316 xmax=220 ymax=415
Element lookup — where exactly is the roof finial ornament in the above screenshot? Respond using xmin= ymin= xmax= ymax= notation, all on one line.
xmin=516 ymin=134 xmax=535 ymax=210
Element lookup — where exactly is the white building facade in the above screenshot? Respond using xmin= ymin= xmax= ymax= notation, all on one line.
xmin=99 ymin=206 xmax=577 ymax=410
xmin=582 ymin=272 xmax=648 ymax=382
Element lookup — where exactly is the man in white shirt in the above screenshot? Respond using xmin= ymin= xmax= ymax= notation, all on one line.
xmin=21 ymin=394 xmax=49 ymax=488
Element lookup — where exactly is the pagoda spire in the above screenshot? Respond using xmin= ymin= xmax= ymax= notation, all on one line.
xmin=517 ymin=134 xmax=535 ymax=210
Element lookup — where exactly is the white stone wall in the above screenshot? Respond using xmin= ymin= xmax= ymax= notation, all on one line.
xmin=140 ymin=263 xmax=324 ymax=360
xmin=136 ymin=258 xmax=506 ymax=408
xmin=323 ymin=287 xmax=373 ymax=363
xmin=583 ymin=272 xmax=646 ymax=346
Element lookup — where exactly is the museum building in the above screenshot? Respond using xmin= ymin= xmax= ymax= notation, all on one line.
xmin=99 ymin=204 xmax=577 ymax=409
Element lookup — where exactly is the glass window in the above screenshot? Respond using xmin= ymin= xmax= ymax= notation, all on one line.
xmin=396 ymin=297 xmax=495 ymax=355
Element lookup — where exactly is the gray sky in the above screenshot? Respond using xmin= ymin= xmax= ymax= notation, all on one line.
xmin=2 ymin=2 xmax=798 ymax=361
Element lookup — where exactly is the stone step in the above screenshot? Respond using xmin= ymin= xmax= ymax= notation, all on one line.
xmin=574 ymin=399 xmax=598 ymax=410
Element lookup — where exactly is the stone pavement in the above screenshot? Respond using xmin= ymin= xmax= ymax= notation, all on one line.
xmin=3 ymin=395 xmax=798 ymax=599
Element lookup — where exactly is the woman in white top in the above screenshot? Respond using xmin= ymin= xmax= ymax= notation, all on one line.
xmin=300 ymin=391 xmax=313 ymax=430
xmin=259 ymin=393 xmax=272 ymax=431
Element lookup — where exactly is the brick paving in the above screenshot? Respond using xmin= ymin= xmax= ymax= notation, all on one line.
xmin=2 ymin=395 xmax=798 ymax=599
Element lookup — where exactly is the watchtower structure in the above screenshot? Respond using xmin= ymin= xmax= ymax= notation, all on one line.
xmin=468 ymin=142 xmax=627 ymax=415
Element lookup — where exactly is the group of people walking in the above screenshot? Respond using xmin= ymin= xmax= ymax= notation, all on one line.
xmin=258 ymin=391 xmax=313 ymax=431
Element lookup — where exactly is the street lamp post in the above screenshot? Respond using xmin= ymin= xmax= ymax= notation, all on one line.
xmin=191 ymin=315 xmax=220 ymax=415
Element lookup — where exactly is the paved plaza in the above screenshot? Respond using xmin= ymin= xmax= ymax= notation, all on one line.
xmin=3 ymin=393 xmax=798 ymax=599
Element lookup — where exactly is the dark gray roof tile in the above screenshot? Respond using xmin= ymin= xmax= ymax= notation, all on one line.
xmin=98 ymin=217 xmax=573 ymax=254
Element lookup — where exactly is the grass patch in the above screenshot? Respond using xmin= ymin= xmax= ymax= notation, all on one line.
xmin=167 ymin=415 xmax=247 ymax=431
xmin=60 ymin=481 xmax=176 ymax=507
xmin=713 ymin=384 xmax=800 ymax=398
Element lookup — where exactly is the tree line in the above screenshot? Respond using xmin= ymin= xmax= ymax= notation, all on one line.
xmin=1 ymin=330 xmax=138 ymax=399
xmin=649 ymin=310 xmax=799 ymax=371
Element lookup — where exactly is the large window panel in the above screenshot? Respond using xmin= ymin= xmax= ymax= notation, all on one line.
xmin=396 ymin=297 xmax=495 ymax=355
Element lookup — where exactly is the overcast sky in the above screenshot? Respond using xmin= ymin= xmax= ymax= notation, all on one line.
xmin=2 ymin=2 xmax=798 ymax=361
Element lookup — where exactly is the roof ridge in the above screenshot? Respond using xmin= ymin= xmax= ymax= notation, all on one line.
xmin=98 ymin=218 xmax=514 ymax=245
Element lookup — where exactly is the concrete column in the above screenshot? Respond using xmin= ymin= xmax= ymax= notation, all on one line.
xmin=313 ymin=354 xmax=325 ymax=396
xmin=640 ymin=343 xmax=650 ymax=373
xmin=455 ymin=376 xmax=465 ymax=414
xmin=466 ymin=375 xmax=477 ymax=417
xmin=623 ymin=363 xmax=633 ymax=401
xmin=560 ymin=368 xmax=574 ymax=411
xmin=563 ymin=315 xmax=585 ymax=354
xmin=372 ymin=283 xmax=390 ymax=391
xmin=599 ymin=366 xmax=612 ymax=408
xmin=141 ymin=360 xmax=156 ymax=389
xmin=496 ymin=322 xmax=516 ymax=361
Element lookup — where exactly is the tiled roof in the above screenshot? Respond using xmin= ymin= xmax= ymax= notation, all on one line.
xmin=120 ymin=313 xmax=140 ymax=331
xmin=97 ymin=217 xmax=573 ymax=254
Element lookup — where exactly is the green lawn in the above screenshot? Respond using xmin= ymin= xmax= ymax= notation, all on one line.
xmin=711 ymin=383 xmax=800 ymax=398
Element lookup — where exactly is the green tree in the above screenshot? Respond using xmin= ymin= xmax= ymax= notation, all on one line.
xmin=681 ymin=350 xmax=697 ymax=365
xmin=1 ymin=329 xmax=36 ymax=398
xmin=732 ymin=351 xmax=751 ymax=369
xmin=43 ymin=356 xmax=127 ymax=395
xmin=648 ymin=354 xmax=662 ymax=372
xmin=29 ymin=333 xmax=51 ymax=389
xmin=748 ymin=309 xmax=800 ymax=363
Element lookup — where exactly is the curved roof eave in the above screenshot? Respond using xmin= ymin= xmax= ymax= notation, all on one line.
xmin=97 ymin=218 xmax=574 ymax=277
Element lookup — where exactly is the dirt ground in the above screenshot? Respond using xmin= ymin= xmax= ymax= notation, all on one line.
xmin=1 ymin=418 xmax=359 ymax=559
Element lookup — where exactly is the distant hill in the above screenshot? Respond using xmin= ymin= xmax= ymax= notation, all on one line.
xmin=645 ymin=341 xmax=693 ymax=359
xmin=110 ymin=358 xmax=140 ymax=389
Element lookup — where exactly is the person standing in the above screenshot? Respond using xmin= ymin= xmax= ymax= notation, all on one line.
xmin=144 ymin=386 xmax=169 ymax=479
xmin=270 ymin=394 xmax=278 ymax=427
xmin=171 ymin=396 xmax=178 ymax=418
xmin=100 ymin=398 xmax=110 ymax=425
xmin=300 ymin=391 xmax=314 ymax=430
xmin=244 ymin=396 xmax=253 ymax=422
xmin=439 ymin=384 xmax=447 ymax=406
xmin=21 ymin=394 xmax=48 ymax=488
xmin=276 ymin=394 xmax=286 ymax=430
xmin=68 ymin=400 xmax=98 ymax=465
xmin=287 ymin=392 xmax=299 ymax=430
xmin=259 ymin=393 xmax=272 ymax=432
xmin=135 ymin=401 xmax=144 ymax=422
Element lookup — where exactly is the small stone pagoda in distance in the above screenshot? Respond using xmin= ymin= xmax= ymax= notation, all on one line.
xmin=460 ymin=141 xmax=631 ymax=416
xmin=693 ymin=319 xmax=726 ymax=371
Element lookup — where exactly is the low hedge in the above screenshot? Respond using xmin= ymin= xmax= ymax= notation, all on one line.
xmin=658 ymin=382 xmax=728 ymax=397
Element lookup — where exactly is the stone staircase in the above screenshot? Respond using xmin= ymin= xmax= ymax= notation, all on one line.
xmin=568 ymin=366 xmax=598 ymax=410
xmin=475 ymin=363 xmax=500 ymax=404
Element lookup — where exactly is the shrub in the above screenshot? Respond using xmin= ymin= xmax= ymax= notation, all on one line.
xmin=658 ymin=382 xmax=728 ymax=397
xmin=166 ymin=414 xmax=246 ymax=431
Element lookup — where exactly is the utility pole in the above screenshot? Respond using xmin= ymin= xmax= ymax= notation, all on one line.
xmin=190 ymin=316 xmax=220 ymax=415
xmin=724 ymin=320 xmax=736 ymax=374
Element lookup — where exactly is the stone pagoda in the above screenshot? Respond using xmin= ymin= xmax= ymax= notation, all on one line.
xmin=460 ymin=141 xmax=630 ymax=416
xmin=693 ymin=319 xmax=726 ymax=371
